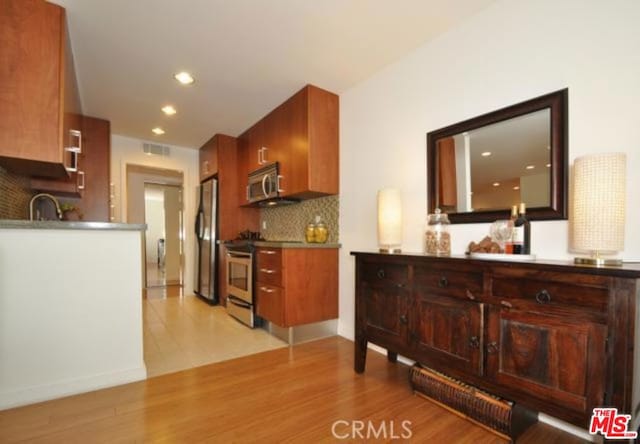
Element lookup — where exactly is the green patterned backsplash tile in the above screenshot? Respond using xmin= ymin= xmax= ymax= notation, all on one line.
xmin=260 ymin=195 xmax=339 ymax=243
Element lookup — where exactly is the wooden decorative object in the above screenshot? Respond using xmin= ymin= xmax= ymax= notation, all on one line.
xmin=410 ymin=364 xmax=537 ymax=442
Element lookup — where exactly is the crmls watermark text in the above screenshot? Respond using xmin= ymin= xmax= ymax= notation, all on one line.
xmin=331 ymin=420 xmax=413 ymax=440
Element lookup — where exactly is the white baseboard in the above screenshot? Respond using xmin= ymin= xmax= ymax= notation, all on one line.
xmin=0 ymin=365 xmax=148 ymax=411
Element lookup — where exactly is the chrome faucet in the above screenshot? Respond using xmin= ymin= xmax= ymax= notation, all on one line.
xmin=29 ymin=193 xmax=63 ymax=221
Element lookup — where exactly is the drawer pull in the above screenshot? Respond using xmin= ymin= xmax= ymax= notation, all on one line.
xmin=260 ymin=286 xmax=275 ymax=293
xmin=260 ymin=268 xmax=276 ymax=274
xmin=486 ymin=342 xmax=499 ymax=354
xmin=260 ymin=250 xmax=277 ymax=255
xmin=535 ymin=289 xmax=552 ymax=304
xmin=376 ymin=269 xmax=385 ymax=279
xmin=438 ymin=276 xmax=449 ymax=288
xmin=469 ymin=336 xmax=480 ymax=349
xmin=399 ymin=314 xmax=408 ymax=325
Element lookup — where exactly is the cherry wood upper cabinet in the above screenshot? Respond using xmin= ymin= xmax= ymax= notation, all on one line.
xmin=199 ymin=134 xmax=259 ymax=239
xmin=199 ymin=136 xmax=218 ymax=181
xmin=30 ymin=116 xmax=111 ymax=221
xmin=0 ymin=0 xmax=81 ymax=178
xmin=237 ymin=85 xmax=339 ymax=203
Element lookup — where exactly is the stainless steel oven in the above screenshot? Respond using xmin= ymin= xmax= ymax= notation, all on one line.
xmin=226 ymin=248 xmax=254 ymax=327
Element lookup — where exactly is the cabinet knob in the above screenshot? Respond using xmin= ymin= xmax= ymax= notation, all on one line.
xmin=486 ymin=341 xmax=499 ymax=354
xmin=535 ymin=289 xmax=552 ymax=304
xmin=399 ymin=314 xmax=408 ymax=325
xmin=469 ymin=336 xmax=480 ymax=349
xmin=438 ymin=276 xmax=449 ymax=288
xmin=376 ymin=269 xmax=385 ymax=279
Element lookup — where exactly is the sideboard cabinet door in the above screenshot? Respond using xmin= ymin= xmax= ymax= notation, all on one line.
xmin=361 ymin=282 xmax=410 ymax=351
xmin=411 ymin=291 xmax=484 ymax=376
xmin=486 ymin=307 xmax=606 ymax=418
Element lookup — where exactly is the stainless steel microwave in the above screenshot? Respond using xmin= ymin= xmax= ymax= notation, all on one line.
xmin=246 ymin=162 xmax=298 ymax=206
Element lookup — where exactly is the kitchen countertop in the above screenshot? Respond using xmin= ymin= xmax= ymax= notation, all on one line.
xmin=253 ymin=240 xmax=340 ymax=249
xmin=0 ymin=219 xmax=146 ymax=231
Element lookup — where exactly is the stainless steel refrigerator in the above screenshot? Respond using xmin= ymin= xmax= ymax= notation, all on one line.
xmin=194 ymin=177 xmax=218 ymax=303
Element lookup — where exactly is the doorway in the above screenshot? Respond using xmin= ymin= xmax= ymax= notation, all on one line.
xmin=144 ymin=183 xmax=183 ymax=287
xmin=125 ymin=164 xmax=184 ymax=291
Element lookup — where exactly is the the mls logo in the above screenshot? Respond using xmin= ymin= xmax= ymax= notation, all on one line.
xmin=589 ymin=408 xmax=637 ymax=440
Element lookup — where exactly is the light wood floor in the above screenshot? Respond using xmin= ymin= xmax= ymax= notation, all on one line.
xmin=0 ymin=337 xmax=587 ymax=443
xmin=143 ymin=290 xmax=287 ymax=377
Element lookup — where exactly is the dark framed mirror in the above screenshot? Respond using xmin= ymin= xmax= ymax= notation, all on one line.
xmin=427 ymin=89 xmax=568 ymax=224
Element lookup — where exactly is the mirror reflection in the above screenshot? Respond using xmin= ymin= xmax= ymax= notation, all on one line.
xmin=436 ymin=109 xmax=551 ymax=213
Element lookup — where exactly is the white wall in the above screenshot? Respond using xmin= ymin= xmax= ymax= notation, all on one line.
xmin=0 ymin=228 xmax=145 ymax=409
xmin=338 ymin=1 xmax=640 ymax=436
xmin=111 ymin=134 xmax=199 ymax=294
xmin=339 ymin=0 xmax=640 ymax=338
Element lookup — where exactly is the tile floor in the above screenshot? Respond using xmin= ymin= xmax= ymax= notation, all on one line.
xmin=143 ymin=287 xmax=287 ymax=377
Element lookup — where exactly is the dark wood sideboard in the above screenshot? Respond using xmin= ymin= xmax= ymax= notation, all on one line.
xmin=352 ymin=252 xmax=640 ymax=428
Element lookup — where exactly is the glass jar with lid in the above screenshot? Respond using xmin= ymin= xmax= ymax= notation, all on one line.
xmin=425 ymin=208 xmax=451 ymax=255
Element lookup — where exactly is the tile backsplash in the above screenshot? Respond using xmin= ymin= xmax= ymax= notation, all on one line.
xmin=260 ymin=195 xmax=339 ymax=243
xmin=0 ymin=166 xmax=33 ymax=219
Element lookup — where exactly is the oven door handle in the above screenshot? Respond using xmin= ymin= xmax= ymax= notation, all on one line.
xmin=228 ymin=296 xmax=252 ymax=309
xmin=226 ymin=251 xmax=252 ymax=259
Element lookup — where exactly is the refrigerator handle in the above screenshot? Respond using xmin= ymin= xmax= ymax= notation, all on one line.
xmin=195 ymin=211 xmax=205 ymax=238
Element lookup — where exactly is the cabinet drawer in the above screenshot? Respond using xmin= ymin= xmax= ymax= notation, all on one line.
xmin=255 ymin=247 xmax=282 ymax=286
xmin=255 ymin=247 xmax=282 ymax=267
xmin=361 ymin=262 xmax=408 ymax=287
xmin=257 ymin=265 xmax=282 ymax=286
xmin=256 ymin=284 xmax=285 ymax=326
xmin=414 ymin=265 xmax=483 ymax=299
xmin=491 ymin=272 xmax=609 ymax=314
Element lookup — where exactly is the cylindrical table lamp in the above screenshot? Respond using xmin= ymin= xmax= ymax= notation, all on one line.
xmin=377 ymin=188 xmax=402 ymax=253
xmin=571 ymin=153 xmax=626 ymax=266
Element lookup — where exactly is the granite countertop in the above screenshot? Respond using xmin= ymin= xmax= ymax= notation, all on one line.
xmin=253 ymin=240 xmax=341 ymax=249
xmin=0 ymin=219 xmax=146 ymax=231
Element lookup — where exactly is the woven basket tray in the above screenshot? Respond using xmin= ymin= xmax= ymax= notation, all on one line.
xmin=409 ymin=364 xmax=537 ymax=441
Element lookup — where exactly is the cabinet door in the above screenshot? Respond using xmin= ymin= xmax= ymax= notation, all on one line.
xmin=199 ymin=138 xmax=217 ymax=181
xmin=411 ymin=291 xmax=483 ymax=375
xmin=246 ymin=121 xmax=264 ymax=173
xmin=486 ymin=308 xmax=606 ymax=418
xmin=269 ymin=89 xmax=307 ymax=197
xmin=362 ymin=282 xmax=409 ymax=350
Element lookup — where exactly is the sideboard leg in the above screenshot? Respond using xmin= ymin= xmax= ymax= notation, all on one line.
xmin=355 ymin=337 xmax=367 ymax=373
xmin=387 ymin=351 xmax=398 ymax=363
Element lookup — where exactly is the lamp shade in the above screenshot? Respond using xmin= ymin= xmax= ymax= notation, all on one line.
xmin=571 ymin=153 xmax=626 ymax=254
xmin=377 ymin=188 xmax=402 ymax=252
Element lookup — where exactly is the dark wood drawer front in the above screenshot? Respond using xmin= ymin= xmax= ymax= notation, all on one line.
xmin=361 ymin=262 xmax=408 ymax=287
xmin=491 ymin=276 xmax=608 ymax=313
xmin=414 ymin=265 xmax=483 ymax=299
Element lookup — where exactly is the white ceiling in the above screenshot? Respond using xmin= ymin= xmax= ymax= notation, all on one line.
xmin=51 ymin=0 xmax=496 ymax=148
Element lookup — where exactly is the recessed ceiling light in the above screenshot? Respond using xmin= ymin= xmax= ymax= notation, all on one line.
xmin=162 ymin=105 xmax=177 ymax=116
xmin=546 ymin=163 xmax=551 ymax=168
xmin=513 ymin=186 xmax=520 ymax=190
xmin=493 ymin=182 xmax=500 ymax=187
xmin=152 ymin=127 xmax=165 ymax=135
xmin=481 ymin=151 xmax=492 ymax=157
xmin=526 ymin=165 xmax=535 ymax=170
xmin=174 ymin=71 xmax=194 ymax=85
